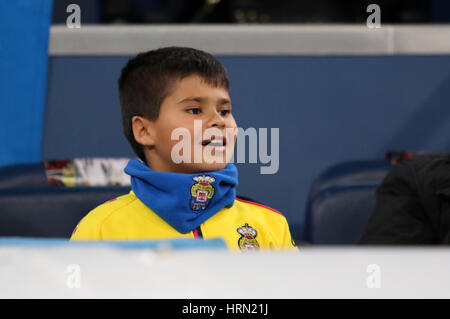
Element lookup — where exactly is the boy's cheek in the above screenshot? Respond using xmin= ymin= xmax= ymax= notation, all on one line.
xmin=227 ymin=127 xmax=238 ymax=145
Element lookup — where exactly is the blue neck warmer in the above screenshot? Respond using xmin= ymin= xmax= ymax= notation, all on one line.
xmin=124 ymin=160 xmax=238 ymax=233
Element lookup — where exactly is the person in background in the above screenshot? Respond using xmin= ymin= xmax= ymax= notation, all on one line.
xmin=360 ymin=152 xmax=450 ymax=244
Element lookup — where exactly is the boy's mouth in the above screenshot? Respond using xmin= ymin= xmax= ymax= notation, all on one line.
xmin=201 ymin=136 xmax=227 ymax=148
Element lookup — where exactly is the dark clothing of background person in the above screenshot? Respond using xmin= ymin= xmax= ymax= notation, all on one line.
xmin=359 ymin=152 xmax=450 ymax=244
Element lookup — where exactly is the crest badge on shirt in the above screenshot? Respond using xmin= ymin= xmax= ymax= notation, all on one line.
xmin=237 ymin=223 xmax=260 ymax=251
xmin=190 ymin=175 xmax=215 ymax=211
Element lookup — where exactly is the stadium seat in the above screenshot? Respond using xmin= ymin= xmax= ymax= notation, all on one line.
xmin=305 ymin=159 xmax=392 ymax=244
xmin=0 ymin=163 xmax=47 ymax=189
xmin=307 ymin=184 xmax=378 ymax=244
xmin=308 ymin=159 xmax=391 ymax=199
xmin=0 ymin=186 xmax=130 ymax=238
xmin=0 ymin=159 xmax=132 ymax=237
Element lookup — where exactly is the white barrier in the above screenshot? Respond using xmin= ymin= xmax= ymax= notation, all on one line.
xmin=49 ymin=24 xmax=450 ymax=56
xmin=1 ymin=245 xmax=449 ymax=298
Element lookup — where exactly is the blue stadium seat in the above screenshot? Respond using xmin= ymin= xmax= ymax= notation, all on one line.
xmin=0 ymin=163 xmax=47 ymax=189
xmin=309 ymin=159 xmax=391 ymax=199
xmin=307 ymin=184 xmax=378 ymax=244
xmin=0 ymin=160 xmax=132 ymax=237
xmin=305 ymin=159 xmax=392 ymax=244
xmin=0 ymin=186 xmax=130 ymax=238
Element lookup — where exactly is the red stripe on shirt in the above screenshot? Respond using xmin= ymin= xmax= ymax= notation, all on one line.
xmin=192 ymin=228 xmax=199 ymax=238
xmin=235 ymin=198 xmax=285 ymax=217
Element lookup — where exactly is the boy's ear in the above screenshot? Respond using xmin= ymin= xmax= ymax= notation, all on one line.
xmin=131 ymin=116 xmax=156 ymax=148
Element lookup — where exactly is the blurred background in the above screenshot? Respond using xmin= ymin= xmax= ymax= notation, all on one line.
xmin=51 ymin=0 xmax=450 ymax=24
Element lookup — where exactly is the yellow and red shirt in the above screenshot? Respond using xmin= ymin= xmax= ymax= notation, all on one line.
xmin=71 ymin=191 xmax=297 ymax=251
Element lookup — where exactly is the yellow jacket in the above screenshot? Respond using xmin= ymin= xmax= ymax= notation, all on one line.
xmin=71 ymin=191 xmax=297 ymax=251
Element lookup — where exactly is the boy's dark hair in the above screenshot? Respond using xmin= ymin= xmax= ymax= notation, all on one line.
xmin=118 ymin=46 xmax=229 ymax=162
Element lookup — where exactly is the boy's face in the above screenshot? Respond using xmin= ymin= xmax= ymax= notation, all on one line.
xmin=139 ymin=74 xmax=237 ymax=173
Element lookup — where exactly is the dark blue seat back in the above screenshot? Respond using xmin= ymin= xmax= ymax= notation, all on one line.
xmin=308 ymin=184 xmax=378 ymax=244
xmin=309 ymin=160 xmax=391 ymax=199
xmin=0 ymin=163 xmax=47 ymax=189
xmin=0 ymin=187 xmax=130 ymax=238
xmin=305 ymin=159 xmax=392 ymax=244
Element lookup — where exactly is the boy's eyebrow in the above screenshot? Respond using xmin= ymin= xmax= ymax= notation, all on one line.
xmin=177 ymin=97 xmax=231 ymax=105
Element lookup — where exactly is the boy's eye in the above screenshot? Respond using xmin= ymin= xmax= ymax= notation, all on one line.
xmin=187 ymin=108 xmax=201 ymax=114
xmin=219 ymin=109 xmax=231 ymax=116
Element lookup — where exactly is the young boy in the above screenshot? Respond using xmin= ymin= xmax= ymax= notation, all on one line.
xmin=71 ymin=47 xmax=297 ymax=251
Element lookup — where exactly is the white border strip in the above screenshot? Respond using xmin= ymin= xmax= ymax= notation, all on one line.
xmin=2 ymin=247 xmax=450 ymax=298
xmin=49 ymin=24 xmax=450 ymax=56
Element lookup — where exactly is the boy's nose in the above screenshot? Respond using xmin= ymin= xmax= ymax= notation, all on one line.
xmin=206 ymin=111 xmax=226 ymax=128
